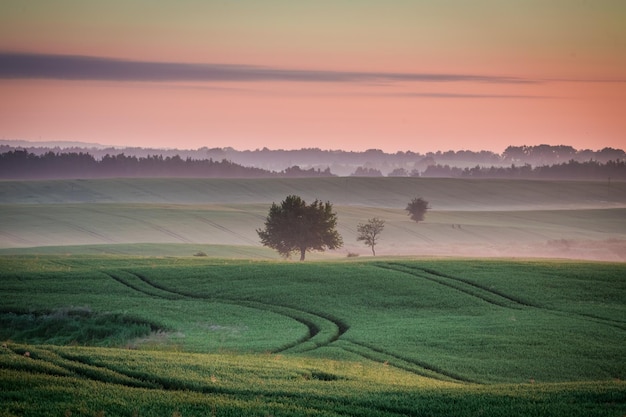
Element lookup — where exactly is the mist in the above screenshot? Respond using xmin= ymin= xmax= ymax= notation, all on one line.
xmin=1 ymin=175 xmax=624 ymax=262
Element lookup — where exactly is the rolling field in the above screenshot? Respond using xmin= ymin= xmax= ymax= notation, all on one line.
xmin=1 ymin=256 xmax=625 ymax=416
xmin=1 ymin=177 xmax=626 ymax=260
xmin=1 ymin=177 xmax=625 ymax=415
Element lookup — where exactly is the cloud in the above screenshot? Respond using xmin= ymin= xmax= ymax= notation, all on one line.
xmin=389 ymin=92 xmax=554 ymax=99
xmin=0 ymin=52 xmax=537 ymax=84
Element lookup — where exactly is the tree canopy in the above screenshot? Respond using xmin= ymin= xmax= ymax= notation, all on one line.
xmin=406 ymin=197 xmax=430 ymax=223
xmin=356 ymin=217 xmax=385 ymax=256
xmin=257 ymin=195 xmax=343 ymax=261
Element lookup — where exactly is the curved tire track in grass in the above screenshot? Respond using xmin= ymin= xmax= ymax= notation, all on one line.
xmin=375 ymin=263 xmax=527 ymax=309
xmin=3 ymin=344 xmax=413 ymax=417
xmin=107 ymin=270 xmax=348 ymax=354
xmin=121 ymin=271 xmax=474 ymax=383
xmin=380 ymin=262 xmax=626 ymax=331
xmin=113 ymin=270 xmax=483 ymax=382
xmin=6 ymin=345 xmax=156 ymax=389
xmin=410 ymin=263 xmax=626 ymax=330
xmin=412 ymin=265 xmax=537 ymax=307
xmin=132 ymin=270 xmax=348 ymax=353
xmin=103 ymin=268 xmax=492 ymax=383
xmin=104 ymin=271 xmax=184 ymax=300
xmin=337 ymin=340 xmax=476 ymax=384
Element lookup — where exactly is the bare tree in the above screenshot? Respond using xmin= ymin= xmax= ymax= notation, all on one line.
xmin=356 ymin=217 xmax=385 ymax=256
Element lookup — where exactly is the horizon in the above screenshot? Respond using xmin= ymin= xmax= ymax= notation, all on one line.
xmin=2 ymin=138 xmax=624 ymax=156
xmin=1 ymin=2 xmax=625 ymax=153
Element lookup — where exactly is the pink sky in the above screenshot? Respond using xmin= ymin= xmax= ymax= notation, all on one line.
xmin=1 ymin=1 xmax=625 ymax=153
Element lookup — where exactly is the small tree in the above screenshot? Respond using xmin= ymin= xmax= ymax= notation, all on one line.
xmin=356 ymin=217 xmax=385 ymax=256
xmin=257 ymin=195 xmax=343 ymax=261
xmin=406 ymin=197 xmax=430 ymax=223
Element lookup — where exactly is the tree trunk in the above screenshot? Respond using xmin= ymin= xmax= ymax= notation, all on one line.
xmin=371 ymin=245 xmax=376 ymax=256
xmin=300 ymin=248 xmax=306 ymax=261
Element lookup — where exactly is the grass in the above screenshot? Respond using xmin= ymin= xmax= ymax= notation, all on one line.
xmin=1 ymin=177 xmax=625 ymax=260
xmin=1 ymin=255 xmax=625 ymax=416
xmin=2 ymin=256 xmax=624 ymax=383
xmin=1 ymin=203 xmax=625 ymax=260
xmin=1 ymin=177 xmax=625 ymax=415
xmin=0 ymin=307 xmax=158 ymax=347
xmin=2 ymin=177 xmax=625 ymax=209
xmin=2 ymin=343 xmax=624 ymax=417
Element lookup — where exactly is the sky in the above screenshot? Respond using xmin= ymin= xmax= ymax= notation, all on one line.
xmin=0 ymin=0 xmax=625 ymax=153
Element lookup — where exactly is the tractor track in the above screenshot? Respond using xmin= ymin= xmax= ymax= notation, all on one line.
xmin=377 ymin=262 xmax=626 ymax=331
xmin=105 ymin=270 xmax=349 ymax=355
xmin=105 ymin=269 xmax=476 ymax=382
xmin=338 ymin=340 xmax=477 ymax=384
xmin=375 ymin=262 xmax=526 ymax=309
xmin=5 ymin=345 xmax=395 ymax=417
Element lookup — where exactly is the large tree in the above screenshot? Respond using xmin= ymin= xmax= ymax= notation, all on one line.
xmin=406 ymin=197 xmax=430 ymax=223
xmin=257 ymin=195 xmax=343 ymax=261
xmin=356 ymin=217 xmax=385 ymax=256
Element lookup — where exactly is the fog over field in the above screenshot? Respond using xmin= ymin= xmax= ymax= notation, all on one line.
xmin=1 ymin=177 xmax=624 ymax=261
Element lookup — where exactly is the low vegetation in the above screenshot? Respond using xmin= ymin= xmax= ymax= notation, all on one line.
xmin=1 ymin=255 xmax=624 ymax=416
xmin=1 ymin=176 xmax=625 ymax=415
xmin=0 ymin=307 xmax=158 ymax=347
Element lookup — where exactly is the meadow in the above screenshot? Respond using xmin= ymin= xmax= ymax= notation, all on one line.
xmin=1 ymin=177 xmax=625 ymax=260
xmin=1 ymin=177 xmax=625 ymax=416
xmin=1 ymin=256 xmax=625 ymax=416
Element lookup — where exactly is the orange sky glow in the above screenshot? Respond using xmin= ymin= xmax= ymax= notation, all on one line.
xmin=1 ymin=1 xmax=625 ymax=153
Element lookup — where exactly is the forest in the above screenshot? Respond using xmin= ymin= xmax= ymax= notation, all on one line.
xmin=0 ymin=150 xmax=333 ymax=179
xmin=0 ymin=143 xmax=624 ymax=180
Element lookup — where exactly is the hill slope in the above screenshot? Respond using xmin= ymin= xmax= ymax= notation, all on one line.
xmin=1 ymin=178 xmax=625 ymax=260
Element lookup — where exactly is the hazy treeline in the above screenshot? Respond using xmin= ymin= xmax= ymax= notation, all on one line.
xmin=502 ymin=145 xmax=625 ymax=165
xmin=0 ymin=150 xmax=334 ymax=179
xmin=1 ymin=142 xmax=624 ymax=177
xmin=1 ymin=143 xmax=625 ymax=179
xmin=2 ymin=149 xmax=624 ymax=180
xmin=422 ymin=160 xmax=626 ymax=180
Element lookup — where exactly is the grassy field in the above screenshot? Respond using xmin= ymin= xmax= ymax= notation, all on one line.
xmin=1 ymin=177 xmax=625 ymax=415
xmin=1 ymin=177 xmax=626 ymax=260
xmin=1 ymin=256 xmax=625 ymax=416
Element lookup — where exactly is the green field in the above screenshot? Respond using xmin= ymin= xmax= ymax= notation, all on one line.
xmin=1 ymin=256 xmax=625 ymax=416
xmin=1 ymin=177 xmax=625 ymax=416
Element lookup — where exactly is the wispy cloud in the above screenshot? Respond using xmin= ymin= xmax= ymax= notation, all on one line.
xmin=0 ymin=52 xmax=537 ymax=84
xmin=387 ymin=92 xmax=554 ymax=99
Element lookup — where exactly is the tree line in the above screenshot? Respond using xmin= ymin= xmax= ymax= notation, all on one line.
xmin=3 ymin=142 xmax=624 ymax=177
xmin=2 ymin=148 xmax=624 ymax=180
xmin=421 ymin=160 xmax=626 ymax=180
xmin=0 ymin=150 xmax=335 ymax=179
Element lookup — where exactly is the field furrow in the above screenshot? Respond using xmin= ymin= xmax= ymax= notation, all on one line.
xmin=191 ymin=214 xmax=260 ymax=245
xmin=127 ymin=270 xmax=345 ymax=354
xmin=392 ymin=263 xmax=626 ymax=332
xmin=105 ymin=271 xmax=184 ymax=300
xmin=335 ymin=340 xmax=474 ymax=383
xmin=5 ymin=344 xmax=156 ymax=389
xmin=375 ymin=263 xmax=524 ymax=309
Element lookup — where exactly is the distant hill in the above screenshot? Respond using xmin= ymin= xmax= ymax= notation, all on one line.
xmin=1 ymin=140 xmax=624 ymax=178
xmin=0 ymin=139 xmax=112 ymax=149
